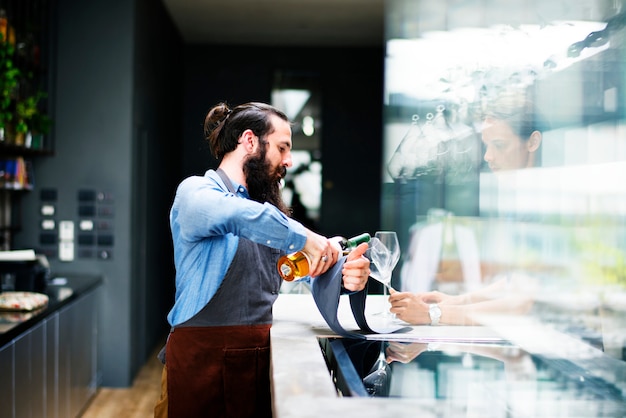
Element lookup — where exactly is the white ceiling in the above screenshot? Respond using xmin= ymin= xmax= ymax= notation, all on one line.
xmin=162 ymin=0 xmax=385 ymax=46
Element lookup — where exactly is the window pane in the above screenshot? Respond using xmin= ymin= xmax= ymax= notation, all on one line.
xmin=383 ymin=0 xmax=626 ymax=380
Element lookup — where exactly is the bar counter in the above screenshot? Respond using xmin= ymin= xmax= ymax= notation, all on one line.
xmin=271 ymin=294 xmax=465 ymax=417
xmin=270 ymin=293 xmax=626 ymax=417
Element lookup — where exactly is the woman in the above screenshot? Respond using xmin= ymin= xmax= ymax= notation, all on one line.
xmin=481 ymin=92 xmax=546 ymax=172
xmin=390 ymin=91 xmax=546 ymax=325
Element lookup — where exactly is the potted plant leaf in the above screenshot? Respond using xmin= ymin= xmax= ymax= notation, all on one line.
xmin=0 ymin=32 xmax=19 ymax=143
xmin=29 ymin=107 xmax=51 ymax=149
xmin=15 ymin=91 xmax=47 ymax=147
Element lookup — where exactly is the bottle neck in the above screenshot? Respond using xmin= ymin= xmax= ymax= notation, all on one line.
xmin=340 ymin=232 xmax=371 ymax=250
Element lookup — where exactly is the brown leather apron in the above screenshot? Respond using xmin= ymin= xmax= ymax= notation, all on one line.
xmin=161 ymin=236 xmax=282 ymax=418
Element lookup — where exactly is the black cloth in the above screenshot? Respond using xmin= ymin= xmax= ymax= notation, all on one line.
xmin=311 ymin=256 xmax=411 ymax=338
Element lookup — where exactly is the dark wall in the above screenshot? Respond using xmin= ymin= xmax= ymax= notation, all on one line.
xmin=131 ymin=0 xmax=182 ymax=378
xmin=18 ymin=0 xmax=137 ymax=387
xmin=15 ymin=0 xmax=182 ymax=387
xmin=182 ymin=45 xmax=384 ymax=238
xmin=319 ymin=50 xmax=384 ymax=238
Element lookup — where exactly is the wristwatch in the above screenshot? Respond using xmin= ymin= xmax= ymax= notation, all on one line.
xmin=428 ymin=303 xmax=441 ymax=326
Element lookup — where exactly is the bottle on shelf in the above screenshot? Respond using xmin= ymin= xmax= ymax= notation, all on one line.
xmin=277 ymin=232 xmax=371 ymax=281
xmin=0 ymin=9 xmax=7 ymax=43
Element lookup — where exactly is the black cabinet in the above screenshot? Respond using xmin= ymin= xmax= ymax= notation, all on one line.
xmin=13 ymin=321 xmax=45 ymax=417
xmin=0 ymin=285 xmax=100 ymax=418
xmin=0 ymin=338 xmax=13 ymax=415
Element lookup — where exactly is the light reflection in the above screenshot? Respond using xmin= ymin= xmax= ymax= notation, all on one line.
xmin=302 ymin=115 xmax=315 ymax=136
xmin=385 ymin=21 xmax=608 ymax=104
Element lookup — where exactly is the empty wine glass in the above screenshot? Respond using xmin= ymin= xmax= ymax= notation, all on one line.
xmin=368 ymin=239 xmax=392 ymax=291
xmin=368 ymin=231 xmax=400 ymax=317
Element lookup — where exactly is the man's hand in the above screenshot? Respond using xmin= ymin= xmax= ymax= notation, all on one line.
xmin=302 ymin=229 xmax=340 ymax=277
xmin=341 ymin=242 xmax=370 ymax=292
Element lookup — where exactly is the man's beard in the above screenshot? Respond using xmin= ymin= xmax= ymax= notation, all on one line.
xmin=243 ymin=147 xmax=291 ymax=215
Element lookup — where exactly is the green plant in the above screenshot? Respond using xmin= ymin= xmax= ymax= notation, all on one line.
xmin=0 ymin=33 xmax=19 ymax=129
xmin=30 ymin=109 xmax=52 ymax=134
xmin=0 ymin=33 xmax=52 ymax=142
xmin=15 ymin=91 xmax=47 ymax=134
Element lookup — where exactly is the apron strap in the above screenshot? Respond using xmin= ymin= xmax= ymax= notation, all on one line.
xmin=216 ymin=168 xmax=238 ymax=194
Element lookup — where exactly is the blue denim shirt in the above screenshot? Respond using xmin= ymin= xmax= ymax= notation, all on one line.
xmin=167 ymin=169 xmax=308 ymax=326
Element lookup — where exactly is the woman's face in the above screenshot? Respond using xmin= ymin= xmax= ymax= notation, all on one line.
xmin=481 ymin=117 xmax=534 ymax=172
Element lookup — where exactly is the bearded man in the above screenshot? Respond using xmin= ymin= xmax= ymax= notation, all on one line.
xmin=154 ymin=102 xmax=370 ymax=418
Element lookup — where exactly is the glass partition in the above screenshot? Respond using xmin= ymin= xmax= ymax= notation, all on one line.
xmin=382 ymin=0 xmax=626 ymax=362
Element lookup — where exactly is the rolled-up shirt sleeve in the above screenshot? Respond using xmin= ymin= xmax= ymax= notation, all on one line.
xmin=167 ymin=171 xmax=309 ymax=326
xmin=174 ymin=174 xmax=307 ymax=252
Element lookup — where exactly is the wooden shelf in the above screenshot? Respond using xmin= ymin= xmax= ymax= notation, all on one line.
xmin=0 ymin=143 xmax=53 ymax=157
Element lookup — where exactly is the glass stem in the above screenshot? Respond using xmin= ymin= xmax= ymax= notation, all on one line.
xmin=382 ymin=276 xmax=389 ymax=308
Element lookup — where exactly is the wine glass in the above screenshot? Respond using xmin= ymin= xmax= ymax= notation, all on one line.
xmin=367 ymin=239 xmax=392 ymax=291
xmin=369 ymin=231 xmax=400 ymax=316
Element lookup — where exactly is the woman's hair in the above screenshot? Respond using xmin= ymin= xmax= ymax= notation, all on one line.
xmin=481 ymin=90 xmax=550 ymax=141
xmin=204 ymin=102 xmax=289 ymax=160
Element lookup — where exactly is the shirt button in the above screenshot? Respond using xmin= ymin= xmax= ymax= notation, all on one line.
xmin=238 ymin=186 xmax=245 ymax=193
xmin=288 ymin=244 xmax=295 ymax=250
xmin=266 ymin=240 xmax=272 ymax=245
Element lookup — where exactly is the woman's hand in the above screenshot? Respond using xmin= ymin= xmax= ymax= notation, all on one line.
xmin=386 ymin=342 xmax=429 ymax=363
xmin=420 ymin=290 xmax=457 ymax=305
xmin=388 ymin=289 xmax=431 ymax=325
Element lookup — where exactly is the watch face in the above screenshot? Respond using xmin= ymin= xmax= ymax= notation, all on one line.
xmin=429 ymin=304 xmax=441 ymax=325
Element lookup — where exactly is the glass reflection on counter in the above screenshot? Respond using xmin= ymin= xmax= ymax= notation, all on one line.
xmin=330 ymin=338 xmax=626 ymax=416
xmin=49 ymin=285 xmax=74 ymax=302
xmin=0 ymin=305 xmax=47 ymax=333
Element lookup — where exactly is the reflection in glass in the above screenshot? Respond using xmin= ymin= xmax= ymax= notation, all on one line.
xmin=324 ymin=337 xmax=626 ymax=416
xmin=382 ymin=0 xmax=626 ymax=375
xmin=387 ymin=106 xmax=476 ymax=182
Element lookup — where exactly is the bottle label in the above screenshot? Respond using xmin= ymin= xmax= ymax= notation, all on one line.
xmin=277 ymin=233 xmax=370 ymax=281
xmin=277 ymin=252 xmax=310 ymax=281
xmin=279 ymin=262 xmax=295 ymax=280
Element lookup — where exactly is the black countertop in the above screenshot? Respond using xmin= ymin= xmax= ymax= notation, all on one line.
xmin=0 ymin=274 xmax=103 ymax=347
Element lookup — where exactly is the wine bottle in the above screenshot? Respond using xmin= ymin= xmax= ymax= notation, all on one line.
xmin=277 ymin=233 xmax=371 ymax=281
